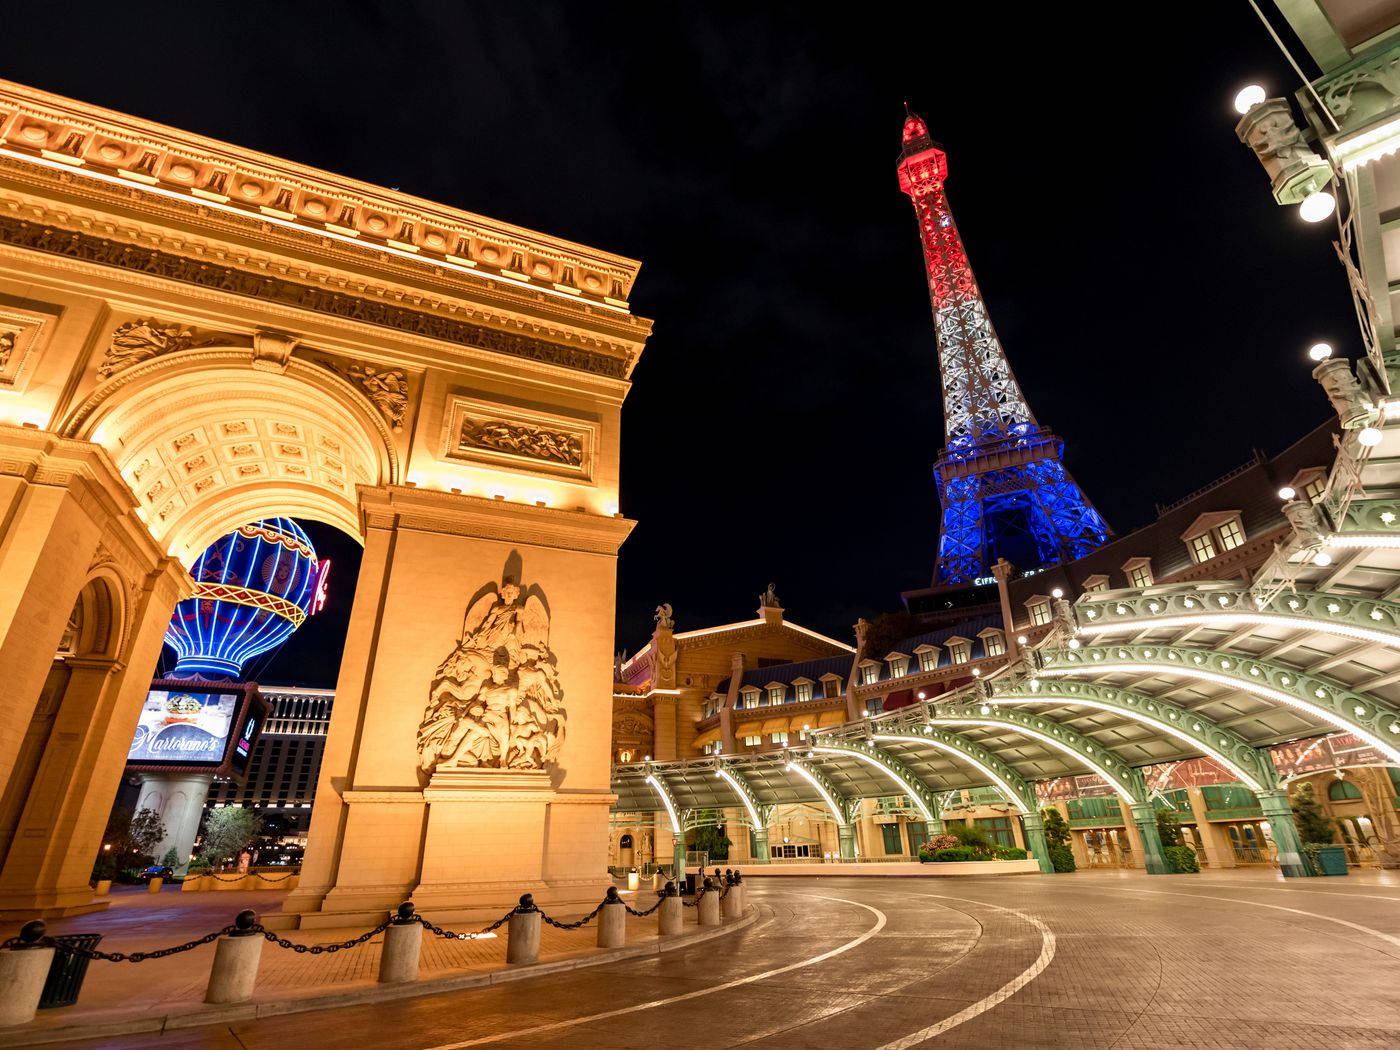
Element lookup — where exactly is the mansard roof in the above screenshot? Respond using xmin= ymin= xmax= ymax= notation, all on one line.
xmin=737 ymin=654 xmax=853 ymax=689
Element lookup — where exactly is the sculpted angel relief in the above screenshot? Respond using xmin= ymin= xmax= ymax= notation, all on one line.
xmin=417 ymin=573 xmax=566 ymax=774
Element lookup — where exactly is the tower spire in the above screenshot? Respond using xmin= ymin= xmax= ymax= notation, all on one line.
xmin=897 ymin=110 xmax=1110 ymax=587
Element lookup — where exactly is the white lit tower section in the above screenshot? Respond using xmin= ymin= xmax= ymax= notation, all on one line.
xmin=897 ymin=109 xmax=1111 ymax=586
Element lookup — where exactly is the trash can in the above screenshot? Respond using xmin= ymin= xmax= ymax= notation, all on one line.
xmin=38 ymin=934 xmax=102 ymax=1009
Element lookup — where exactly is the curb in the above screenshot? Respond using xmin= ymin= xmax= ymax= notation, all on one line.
xmin=0 ymin=906 xmax=758 ymax=1047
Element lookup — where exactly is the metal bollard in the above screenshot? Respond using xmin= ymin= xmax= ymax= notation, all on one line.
xmin=506 ymin=893 xmax=541 ymax=965
xmin=658 ymin=881 xmax=683 ymax=936
xmin=596 ymin=886 xmax=625 ymax=949
xmin=205 ymin=910 xmax=262 ymax=1004
xmin=0 ymin=921 xmax=55 ymax=1026
xmin=697 ymin=877 xmax=721 ymax=927
xmin=379 ymin=901 xmax=423 ymax=983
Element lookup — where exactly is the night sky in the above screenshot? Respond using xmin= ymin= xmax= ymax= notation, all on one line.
xmin=9 ymin=4 xmax=1358 ymax=685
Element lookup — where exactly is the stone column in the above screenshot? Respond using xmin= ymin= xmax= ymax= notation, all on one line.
xmin=1256 ymin=789 xmax=1312 ymax=877
xmin=1022 ymin=811 xmax=1055 ymax=873
xmin=991 ymin=559 xmax=1020 ymax=663
xmin=1128 ymin=802 xmax=1170 ymax=874
xmin=134 ymin=772 xmax=216 ymax=875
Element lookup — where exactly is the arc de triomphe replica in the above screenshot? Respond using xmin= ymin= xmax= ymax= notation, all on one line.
xmin=0 ymin=79 xmax=650 ymax=926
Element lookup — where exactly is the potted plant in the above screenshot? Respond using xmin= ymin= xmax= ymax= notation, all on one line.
xmin=1291 ymin=782 xmax=1348 ymax=875
xmin=1041 ymin=807 xmax=1076 ymax=872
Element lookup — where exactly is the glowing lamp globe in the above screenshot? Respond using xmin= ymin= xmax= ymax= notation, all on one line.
xmin=1299 ymin=190 xmax=1336 ymax=223
xmin=1278 ymin=486 xmax=1296 ymax=501
xmin=1359 ymin=426 xmax=1384 ymax=447
xmin=1233 ymin=85 xmax=1266 ymax=114
xmin=1307 ymin=342 xmax=1332 ymax=361
xmin=164 ymin=518 xmax=329 ymax=680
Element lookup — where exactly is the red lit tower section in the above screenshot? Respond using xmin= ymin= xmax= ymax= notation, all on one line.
xmin=897 ymin=110 xmax=1110 ymax=586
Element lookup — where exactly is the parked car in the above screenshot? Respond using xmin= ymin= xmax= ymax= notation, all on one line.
xmin=138 ymin=865 xmax=173 ymax=882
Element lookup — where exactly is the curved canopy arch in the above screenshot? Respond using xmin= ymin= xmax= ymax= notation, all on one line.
xmin=643 ymin=769 xmax=684 ymax=835
xmin=868 ymin=726 xmax=1038 ymax=813
xmin=713 ymin=761 xmax=771 ymax=829
xmin=930 ymin=700 xmax=1147 ymax=804
xmin=989 ymin=679 xmax=1275 ymax=791
xmin=1074 ymin=585 xmax=1400 ymax=652
xmin=64 ymin=348 xmax=398 ymax=557
xmin=1040 ymin=643 xmax=1400 ymax=765
xmin=804 ymin=737 xmax=943 ymax=823
xmin=784 ymin=756 xmax=859 ymax=825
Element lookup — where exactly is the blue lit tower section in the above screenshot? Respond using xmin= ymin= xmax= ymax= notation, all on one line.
xmin=165 ymin=518 xmax=327 ymax=680
xmin=897 ymin=110 xmax=1111 ymax=586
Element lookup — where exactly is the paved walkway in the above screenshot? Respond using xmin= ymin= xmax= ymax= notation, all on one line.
xmin=8 ymin=869 xmax=1400 ymax=1048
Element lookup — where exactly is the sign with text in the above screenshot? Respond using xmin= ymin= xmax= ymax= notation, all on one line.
xmin=128 ymin=688 xmax=239 ymax=764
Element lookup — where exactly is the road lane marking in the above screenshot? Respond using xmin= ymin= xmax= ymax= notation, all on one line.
xmin=423 ymin=895 xmax=887 ymax=1049
xmin=873 ymin=894 xmax=1056 ymax=1050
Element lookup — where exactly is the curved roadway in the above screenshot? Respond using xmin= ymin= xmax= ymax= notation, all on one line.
xmin=71 ymin=872 xmax=1400 ymax=1049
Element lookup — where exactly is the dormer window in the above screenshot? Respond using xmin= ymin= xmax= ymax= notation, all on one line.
xmin=946 ymin=636 xmax=970 ymax=664
xmin=1123 ymin=557 xmax=1153 ymax=589
xmin=1288 ymin=467 xmax=1327 ymax=503
xmin=886 ymin=653 xmax=908 ymax=678
xmin=821 ymin=675 xmax=842 ymax=698
xmin=767 ymin=684 xmax=786 ymax=706
xmin=1083 ymin=574 xmax=1109 ymax=593
xmin=980 ymin=629 xmax=1006 ymax=658
xmin=1026 ymin=597 xmax=1051 ymax=627
xmin=859 ymin=660 xmax=879 ymax=685
xmin=1182 ymin=512 xmax=1245 ymax=564
xmin=915 ymin=645 xmax=938 ymax=672
xmin=795 ymin=679 xmax=813 ymax=703
xmin=740 ymin=687 xmax=761 ymax=710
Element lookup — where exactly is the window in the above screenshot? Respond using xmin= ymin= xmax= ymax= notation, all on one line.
xmin=918 ymin=648 xmax=937 ymax=672
xmin=865 ymin=698 xmax=883 ymax=716
xmin=742 ymin=734 xmax=762 ymax=747
xmin=1216 ymin=517 xmax=1245 ymax=551
xmin=880 ymin=823 xmax=904 ymax=855
xmin=1083 ymin=575 xmax=1109 ymax=593
xmin=741 ymin=689 xmax=760 ymax=710
xmin=1124 ymin=559 xmax=1153 ymax=589
xmin=948 ymin=643 xmax=969 ymax=664
xmin=1027 ymin=599 xmax=1051 ymax=627
xmin=768 ymin=686 xmax=785 ymax=705
xmin=1328 ymin=779 xmax=1363 ymax=801
xmin=1189 ymin=532 xmax=1217 ymax=563
xmin=888 ymin=656 xmax=907 ymax=678
xmin=770 ymin=732 xmax=788 ymax=745
xmin=796 ymin=682 xmax=812 ymax=702
xmin=976 ymin=816 xmax=1015 ymax=847
xmin=860 ymin=663 xmax=878 ymax=685
xmin=1302 ymin=474 xmax=1326 ymax=501
xmin=822 ymin=677 xmax=842 ymax=699
xmin=982 ymin=631 xmax=1006 ymax=657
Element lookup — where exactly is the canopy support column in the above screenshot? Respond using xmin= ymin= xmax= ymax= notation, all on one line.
xmin=1128 ymin=802 xmax=1169 ymax=875
xmin=1023 ymin=810 xmax=1054 ymax=874
xmin=1256 ymin=789 xmax=1313 ymax=877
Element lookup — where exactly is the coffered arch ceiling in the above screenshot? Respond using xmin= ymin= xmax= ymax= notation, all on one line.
xmin=65 ymin=348 xmax=397 ymax=559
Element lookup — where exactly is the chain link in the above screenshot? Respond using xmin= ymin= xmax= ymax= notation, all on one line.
xmin=256 ymin=917 xmax=393 ymax=954
xmin=681 ymin=883 xmax=708 ymax=909
xmin=414 ymin=908 xmax=517 ymax=940
xmin=622 ymin=895 xmax=664 ymax=917
xmin=0 ymin=925 xmax=235 ymax=961
xmin=204 ymin=870 xmax=299 ymax=884
xmin=537 ymin=899 xmax=608 ymax=931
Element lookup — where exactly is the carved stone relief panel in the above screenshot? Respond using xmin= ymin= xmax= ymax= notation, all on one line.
xmin=442 ymin=394 xmax=597 ymax=482
xmin=0 ymin=304 xmax=57 ymax=392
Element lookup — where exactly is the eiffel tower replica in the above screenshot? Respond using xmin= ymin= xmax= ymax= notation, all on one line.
xmin=898 ymin=108 xmax=1111 ymax=588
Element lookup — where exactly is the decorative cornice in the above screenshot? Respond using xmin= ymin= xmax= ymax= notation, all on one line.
xmin=0 ymin=214 xmax=631 ymax=379
xmin=360 ymin=484 xmax=634 ymax=556
xmin=0 ymin=79 xmax=641 ymax=305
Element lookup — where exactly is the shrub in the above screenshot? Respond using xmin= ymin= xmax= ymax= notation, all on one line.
xmin=1290 ymin=782 xmax=1336 ymax=845
xmin=1155 ymin=809 xmax=1185 ymax=848
xmin=1048 ymin=843 xmax=1076 ymax=873
xmin=929 ymin=846 xmax=977 ymax=862
xmin=925 ymin=834 xmax=959 ymax=853
xmin=993 ymin=845 xmax=1028 ymax=860
xmin=947 ymin=822 xmax=994 ymax=853
xmin=1163 ymin=845 xmax=1199 ymax=874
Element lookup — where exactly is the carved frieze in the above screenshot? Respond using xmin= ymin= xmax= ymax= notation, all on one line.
xmin=0 ymin=304 xmax=56 ymax=392
xmin=418 ymin=566 xmax=565 ymax=774
xmin=443 ymin=394 xmax=596 ymax=481
xmin=98 ymin=318 xmax=197 ymax=380
xmin=0 ymin=216 xmax=630 ymax=379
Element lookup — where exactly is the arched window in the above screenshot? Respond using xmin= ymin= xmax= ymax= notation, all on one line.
xmin=619 ymin=834 xmax=633 ymax=849
xmin=1328 ymin=779 xmax=1363 ymax=801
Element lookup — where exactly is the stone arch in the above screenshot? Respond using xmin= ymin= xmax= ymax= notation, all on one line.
xmin=62 ymin=348 xmax=398 ymax=556
xmin=1040 ymin=643 xmax=1400 ymax=765
xmin=930 ymin=700 xmax=1148 ymax=804
xmin=64 ymin=568 xmax=126 ymax=662
xmin=989 ymin=679 xmax=1276 ymax=791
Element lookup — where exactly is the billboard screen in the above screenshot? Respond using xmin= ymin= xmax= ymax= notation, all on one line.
xmin=127 ymin=688 xmax=240 ymax=765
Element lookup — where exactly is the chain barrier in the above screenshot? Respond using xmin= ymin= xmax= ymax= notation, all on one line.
xmin=204 ymin=870 xmax=299 ymax=884
xmin=1 ymin=924 xmax=236 ymax=961
xmin=681 ymin=881 xmax=708 ymax=909
xmin=622 ymin=895 xmax=665 ymax=918
xmin=537 ymin=899 xmax=607 ymax=931
xmin=256 ymin=917 xmax=393 ymax=954
xmin=415 ymin=908 xmax=516 ymax=940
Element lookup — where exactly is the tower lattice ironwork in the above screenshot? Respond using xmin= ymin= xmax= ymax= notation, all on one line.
xmin=898 ymin=110 xmax=1110 ymax=587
